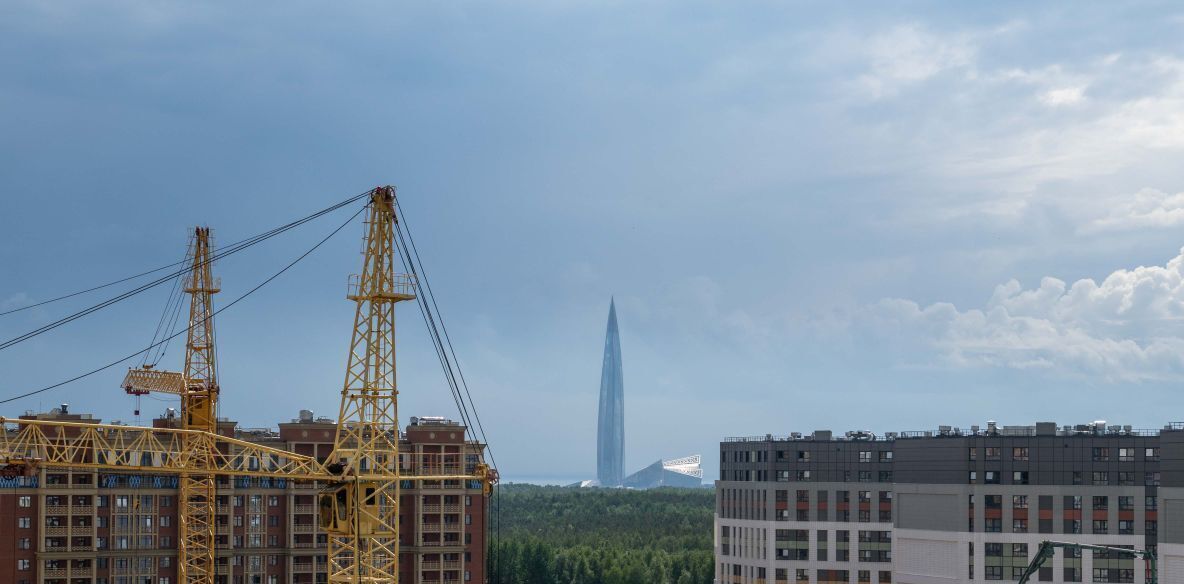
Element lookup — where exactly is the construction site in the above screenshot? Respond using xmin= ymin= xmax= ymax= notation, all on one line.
xmin=0 ymin=188 xmax=497 ymax=584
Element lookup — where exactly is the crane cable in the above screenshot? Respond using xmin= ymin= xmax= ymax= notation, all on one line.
xmin=139 ymin=248 xmax=188 ymax=368
xmin=0 ymin=191 xmax=371 ymax=353
xmin=390 ymin=198 xmax=502 ymax=581
xmin=0 ymin=204 xmax=366 ymax=405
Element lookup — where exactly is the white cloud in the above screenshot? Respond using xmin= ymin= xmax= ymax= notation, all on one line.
xmin=867 ymin=249 xmax=1184 ymax=381
xmin=856 ymin=24 xmax=976 ymax=99
xmin=1080 ymin=188 xmax=1184 ymax=233
xmin=1039 ymin=86 xmax=1086 ymax=106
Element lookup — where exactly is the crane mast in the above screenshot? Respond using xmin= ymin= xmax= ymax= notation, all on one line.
xmin=180 ymin=227 xmax=220 ymax=584
xmin=120 ymin=227 xmax=221 ymax=584
xmin=324 ymin=187 xmax=414 ymax=583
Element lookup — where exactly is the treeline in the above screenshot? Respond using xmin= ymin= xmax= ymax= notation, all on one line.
xmin=486 ymin=484 xmax=714 ymax=584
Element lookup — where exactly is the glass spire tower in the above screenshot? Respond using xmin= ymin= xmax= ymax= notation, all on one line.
xmin=597 ymin=298 xmax=625 ymax=486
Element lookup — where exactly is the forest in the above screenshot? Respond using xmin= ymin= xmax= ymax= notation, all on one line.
xmin=486 ymin=484 xmax=715 ymax=584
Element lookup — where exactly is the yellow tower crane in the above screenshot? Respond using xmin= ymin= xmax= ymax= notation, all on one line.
xmin=121 ymin=226 xmax=221 ymax=584
xmin=0 ymin=187 xmax=495 ymax=584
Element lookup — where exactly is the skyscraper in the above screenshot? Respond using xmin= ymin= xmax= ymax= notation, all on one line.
xmin=597 ymin=298 xmax=625 ymax=486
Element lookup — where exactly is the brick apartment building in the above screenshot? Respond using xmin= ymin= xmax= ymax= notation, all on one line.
xmin=0 ymin=407 xmax=489 ymax=584
xmin=716 ymin=421 xmax=1184 ymax=584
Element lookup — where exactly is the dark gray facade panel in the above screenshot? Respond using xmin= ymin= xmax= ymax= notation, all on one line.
xmin=1162 ymin=492 xmax=1184 ymax=544
xmin=896 ymin=492 xmax=961 ymax=531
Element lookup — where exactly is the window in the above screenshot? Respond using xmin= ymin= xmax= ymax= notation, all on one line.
xmin=161 ymin=557 xmax=171 ymax=568
xmin=18 ymin=517 xmax=30 ymax=528
xmin=1012 ymin=447 xmax=1028 ymax=461
xmin=1118 ymin=448 xmax=1134 ymax=461
xmin=1118 ymin=472 xmax=1135 ymax=486
xmin=160 ymin=496 xmax=172 ymax=507
xmin=1092 ymin=447 xmax=1109 ymax=461
xmin=115 ymin=495 xmax=129 ymax=509
xmin=796 ymin=470 xmax=811 ymax=481
xmin=859 ymin=451 xmax=872 ymax=463
xmin=268 ymin=496 xmax=279 ymax=507
xmin=1119 ymin=520 xmax=1134 ymax=535
xmin=1092 ymin=471 xmax=1108 ymax=485
xmin=1092 ymin=520 xmax=1107 ymax=534
xmin=879 ymin=451 xmax=892 ymax=462
xmin=1118 ymin=497 xmax=1133 ymax=511
xmin=858 ymin=471 xmax=871 ymax=482
xmin=160 ymin=516 xmax=170 ymax=527
xmin=1146 ymin=496 xmax=1158 ymax=510
xmin=985 ymin=518 xmax=1002 ymax=532
xmin=968 ymin=471 xmax=977 ymax=484
xmin=1013 ymin=518 xmax=1028 ymax=533
xmin=984 ymin=471 xmax=999 ymax=484
xmin=985 ymin=495 xmax=1002 ymax=509
xmin=18 ymin=538 xmax=30 ymax=549
xmin=1146 ymin=472 xmax=1161 ymax=486
xmin=1146 ymin=447 xmax=1160 ymax=461
xmin=18 ymin=495 xmax=30 ymax=507
xmin=1093 ymin=496 xmax=1108 ymax=511
xmin=17 ymin=559 xmax=30 ymax=570
xmin=985 ymin=447 xmax=1000 ymax=460
xmin=1013 ymin=471 xmax=1029 ymax=485
xmin=878 ymin=471 xmax=893 ymax=482
xmin=1013 ymin=495 xmax=1028 ymax=508
xmin=968 ymin=448 xmax=977 ymax=460
xmin=1066 ymin=496 xmax=1082 ymax=510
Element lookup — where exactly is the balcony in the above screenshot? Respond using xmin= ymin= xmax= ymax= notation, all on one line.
xmin=294 ymin=504 xmax=315 ymax=514
xmin=421 ymin=561 xmax=441 ymax=570
xmin=45 ymin=526 xmax=69 ymax=536
xmin=72 ymin=505 xmax=94 ymax=514
xmin=293 ymin=542 xmax=320 ymax=549
xmin=44 ymin=568 xmax=67 ymax=578
xmin=293 ymin=563 xmax=315 ymax=573
xmin=443 ymin=561 xmax=461 ymax=570
xmin=45 ymin=505 xmax=69 ymax=515
xmin=421 ymin=504 xmax=442 ymax=513
xmin=292 ymin=524 xmax=317 ymax=533
xmin=443 ymin=504 xmax=461 ymax=513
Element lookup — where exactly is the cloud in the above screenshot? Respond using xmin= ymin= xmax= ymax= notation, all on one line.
xmin=0 ymin=293 xmax=29 ymax=312
xmin=855 ymin=24 xmax=976 ymax=99
xmin=1080 ymin=188 xmax=1184 ymax=233
xmin=866 ymin=249 xmax=1184 ymax=381
xmin=1039 ymin=86 xmax=1086 ymax=106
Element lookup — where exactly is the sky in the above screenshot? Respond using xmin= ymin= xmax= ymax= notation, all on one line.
xmin=3 ymin=2 xmax=1184 ymax=482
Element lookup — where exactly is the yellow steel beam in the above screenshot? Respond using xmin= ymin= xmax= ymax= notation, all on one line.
xmin=0 ymin=417 xmax=488 ymax=483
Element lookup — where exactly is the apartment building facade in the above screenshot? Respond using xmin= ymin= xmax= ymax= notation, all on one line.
xmin=716 ymin=422 xmax=1184 ymax=584
xmin=0 ymin=408 xmax=489 ymax=584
